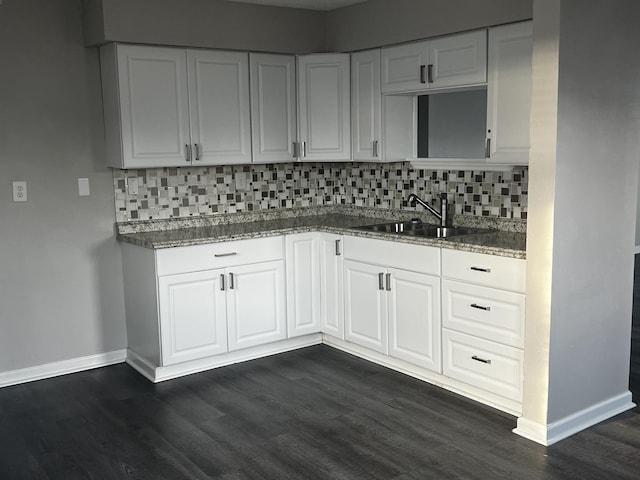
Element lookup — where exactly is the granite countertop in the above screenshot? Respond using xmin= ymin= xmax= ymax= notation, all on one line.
xmin=117 ymin=208 xmax=526 ymax=259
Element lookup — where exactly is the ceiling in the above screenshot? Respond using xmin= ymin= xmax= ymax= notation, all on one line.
xmin=222 ymin=0 xmax=368 ymax=11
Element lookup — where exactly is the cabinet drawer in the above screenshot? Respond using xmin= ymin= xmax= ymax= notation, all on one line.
xmin=344 ymin=236 xmax=440 ymax=276
xmin=442 ymin=249 xmax=525 ymax=292
xmin=442 ymin=329 xmax=523 ymax=402
xmin=156 ymin=237 xmax=284 ymax=276
xmin=442 ymin=279 xmax=525 ymax=348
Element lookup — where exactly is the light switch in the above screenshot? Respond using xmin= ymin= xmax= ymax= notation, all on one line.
xmin=13 ymin=181 xmax=27 ymax=202
xmin=78 ymin=178 xmax=90 ymax=196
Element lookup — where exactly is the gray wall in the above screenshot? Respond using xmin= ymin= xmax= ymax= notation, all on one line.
xmin=83 ymin=0 xmax=327 ymax=53
xmin=522 ymin=0 xmax=640 ymax=428
xmin=326 ymin=0 xmax=532 ymax=52
xmin=0 ymin=0 xmax=126 ymax=372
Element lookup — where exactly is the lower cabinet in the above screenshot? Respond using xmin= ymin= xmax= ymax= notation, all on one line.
xmin=343 ymin=236 xmax=442 ymax=372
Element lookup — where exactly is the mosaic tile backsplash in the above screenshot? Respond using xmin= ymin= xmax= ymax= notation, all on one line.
xmin=112 ymin=162 xmax=528 ymax=223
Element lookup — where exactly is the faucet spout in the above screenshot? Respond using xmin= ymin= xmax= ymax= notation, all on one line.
xmin=408 ymin=193 xmax=449 ymax=227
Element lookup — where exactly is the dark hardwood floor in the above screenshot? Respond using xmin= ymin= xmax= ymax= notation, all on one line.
xmin=1 ymin=263 xmax=639 ymax=479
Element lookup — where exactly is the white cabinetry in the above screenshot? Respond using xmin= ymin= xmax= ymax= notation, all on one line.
xmin=441 ymin=249 xmax=526 ymax=405
xmin=250 ymin=53 xmax=298 ymax=163
xmin=486 ymin=21 xmax=533 ymax=165
xmin=100 ymin=44 xmax=251 ymax=168
xmin=286 ymin=233 xmax=321 ymax=338
xmin=319 ymin=233 xmax=345 ymax=340
xmin=121 ymin=237 xmax=286 ymax=371
xmin=297 ymin=54 xmax=351 ymax=161
xmin=343 ymin=236 xmax=441 ymax=372
xmin=351 ymin=49 xmax=382 ymax=161
xmin=381 ymin=30 xmax=487 ymax=94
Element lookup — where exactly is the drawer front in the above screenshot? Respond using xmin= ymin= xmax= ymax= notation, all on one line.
xmin=156 ymin=237 xmax=284 ymax=276
xmin=344 ymin=235 xmax=440 ymax=276
xmin=442 ymin=279 xmax=525 ymax=348
xmin=442 ymin=329 xmax=523 ymax=402
xmin=442 ymin=249 xmax=526 ymax=292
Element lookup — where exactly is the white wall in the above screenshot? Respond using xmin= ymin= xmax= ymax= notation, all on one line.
xmin=0 ymin=0 xmax=127 ymax=372
xmin=520 ymin=0 xmax=640 ymax=443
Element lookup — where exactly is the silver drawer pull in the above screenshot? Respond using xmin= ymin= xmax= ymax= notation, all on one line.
xmin=471 ymin=303 xmax=491 ymax=312
xmin=470 ymin=266 xmax=491 ymax=273
xmin=378 ymin=273 xmax=384 ymax=290
xmin=220 ymin=274 xmax=225 ymax=291
xmin=472 ymin=355 xmax=492 ymax=365
xmin=214 ymin=252 xmax=238 ymax=258
xmin=385 ymin=273 xmax=391 ymax=291
xmin=335 ymin=239 xmax=341 ymax=256
xmin=229 ymin=272 xmax=235 ymax=290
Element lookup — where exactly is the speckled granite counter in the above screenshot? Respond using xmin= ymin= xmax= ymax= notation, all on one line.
xmin=117 ymin=207 xmax=526 ymax=259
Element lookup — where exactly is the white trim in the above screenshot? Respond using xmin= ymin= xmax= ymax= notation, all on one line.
xmin=408 ymin=158 xmax=517 ymax=171
xmin=634 ymin=245 xmax=640 ymax=254
xmin=513 ymin=392 xmax=636 ymax=446
xmin=0 ymin=349 xmax=127 ymax=388
xmin=127 ymin=334 xmax=323 ymax=383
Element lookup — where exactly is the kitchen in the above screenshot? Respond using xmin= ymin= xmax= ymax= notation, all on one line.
xmin=1 ymin=0 xmax=639 ymax=477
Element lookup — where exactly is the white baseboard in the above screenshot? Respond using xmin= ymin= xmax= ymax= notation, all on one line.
xmin=0 ymin=349 xmax=127 ymax=388
xmin=513 ymin=391 xmax=636 ymax=445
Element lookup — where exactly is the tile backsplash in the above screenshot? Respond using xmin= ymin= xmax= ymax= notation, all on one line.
xmin=112 ymin=162 xmax=527 ymax=223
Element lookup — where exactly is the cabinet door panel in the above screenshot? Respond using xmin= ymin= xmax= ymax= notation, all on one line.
xmin=250 ymin=54 xmax=297 ymax=163
xmin=286 ymin=234 xmax=321 ymax=338
xmin=344 ymin=260 xmax=388 ymax=354
xmin=298 ymin=54 xmax=351 ymax=161
xmin=429 ymin=30 xmax=487 ymax=88
xmin=187 ymin=50 xmax=252 ymax=165
xmin=227 ymin=261 xmax=287 ymax=351
xmin=487 ymin=21 xmax=533 ymax=165
xmin=381 ymin=42 xmax=427 ymax=93
xmin=116 ymin=45 xmax=191 ymax=168
xmin=352 ymin=49 xmax=382 ymax=161
xmin=388 ymin=268 xmax=441 ymax=372
xmin=158 ymin=270 xmax=228 ymax=366
xmin=319 ymin=234 xmax=344 ymax=340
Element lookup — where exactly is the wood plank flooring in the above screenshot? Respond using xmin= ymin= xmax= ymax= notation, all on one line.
xmin=0 ymin=261 xmax=638 ymax=479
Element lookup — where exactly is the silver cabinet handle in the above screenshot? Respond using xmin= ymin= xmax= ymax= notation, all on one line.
xmin=229 ymin=272 xmax=235 ymax=290
xmin=185 ymin=144 xmax=191 ymax=162
xmin=471 ymin=303 xmax=491 ymax=312
xmin=220 ymin=274 xmax=226 ymax=291
xmin=485 ymin=138 xmax=491 ymax=158
xmin=419 ymin=65 xmax=426 ymax=83
xmin=470 ymin=266 xmax=491 ymax=273
xmin=194 ymin=143 xmax=201 ymax=161
xmin=292 ymin=142 xmax=298 ymax=158
xmin=378 ymin=272 xmax=384 ymax=290
xmin=373 ymin=140 xmax=379 ymax=158
xmin=385 ymin=273 xmax=391 ymax=291
xmin=335 ymin=239 xmax=341 ymax=256
xmin=427 ymin=64 xmax=434 ymax=83
xmin=472 ymin=355 xmax=492 ymax=365
xmin=214 ymin=252 xmax=238 ymax=258
xmin=301 ymin=141 xmax=307 ymax=158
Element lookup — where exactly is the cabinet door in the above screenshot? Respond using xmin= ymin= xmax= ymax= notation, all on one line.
xmin=428 ymin=30 xmax=487 ymax=89
xmin=187 ymin=50 xmax=252 ymax=165
xmin=319 ymin=234 xmax=344 ymax=340
xmin=344 ymin=260 xmax=388 ymax=354
xmin=381 ymin=42 xmax=428 ymax=93
xmin=351 ymin=49 xmax=382 ymax=161
xmin=387 ymin=268 xmax=441 ymax=372
xmin=297 ymin=54 xmax=351 ymax=161
xmin=158 ymin=270 xmax=228 ymax=366
xmin=250 ymin=54 xmax=298 ymax=163
xmin=114 ymin=45 xmax=191 ymax=168
xmin=227 ymin=260 xmax=287 ymax=351
xmin=285 ymin=234 xmax=321 ymax=338
xmin=486 ymin=22 xmax=533 ymax=165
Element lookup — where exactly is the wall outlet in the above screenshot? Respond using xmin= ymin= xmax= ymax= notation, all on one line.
xmin=78 ymin=178 xmax=90 ymax=196
xmin=235 ymin=173 xmax=247 ymax=190
xmin=13 ymin=181 xmax=27 ymax=202
xmin=127 ymin=177 xmax=138 ymax=195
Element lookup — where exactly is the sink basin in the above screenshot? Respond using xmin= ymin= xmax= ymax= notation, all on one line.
xmin=352 ymin=221 xmax=487 ymax=238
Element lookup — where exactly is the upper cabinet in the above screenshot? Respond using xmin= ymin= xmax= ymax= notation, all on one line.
xmin=297 ymin=54 xmax=351 ymax=162
xmin=351 ymin=49 xmax=382 ymax=161
xmin=100 ymin=44 xmax=251 ymax=169
xmin=381 ymin=30 xmax=487 ymax=94
xmin=250 ymin=53 xmax=298 ymax=163
xmin=486 ymin=21 xmax=533 ymax=165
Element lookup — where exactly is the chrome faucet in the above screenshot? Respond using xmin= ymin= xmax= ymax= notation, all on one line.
xmin=408 ymin=193 xmax=449 ymax=227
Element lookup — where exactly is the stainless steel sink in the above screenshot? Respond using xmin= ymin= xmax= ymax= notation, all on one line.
xmin=352 ymin=221 xmax=487 ymax=238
